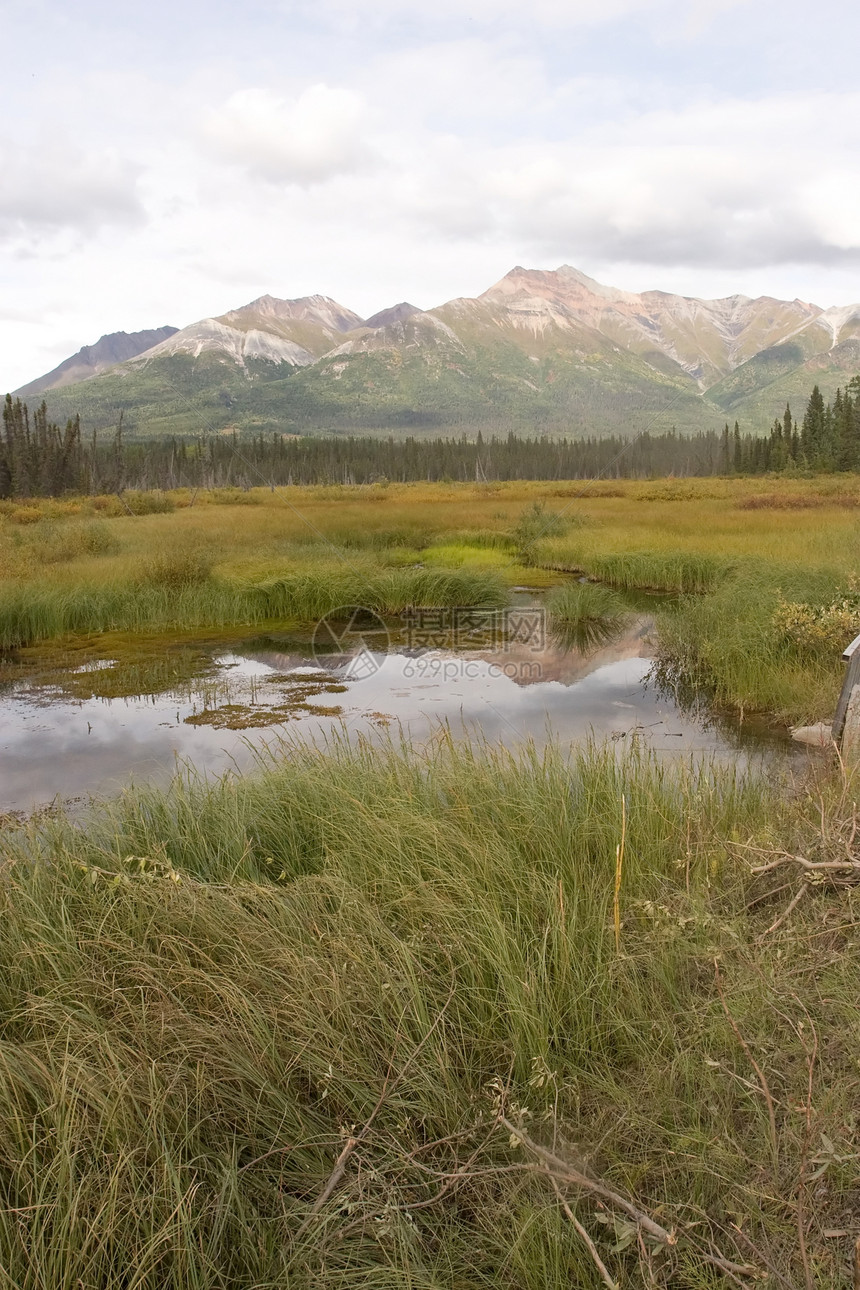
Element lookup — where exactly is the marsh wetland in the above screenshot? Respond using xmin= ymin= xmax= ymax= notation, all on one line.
xmin=2 ymin=477 xmax=860 ymax=1287
xmin=2 ymin=476 xmax=855 ymax=810
xmin=0 ymin=598 xmax=810 ymax=815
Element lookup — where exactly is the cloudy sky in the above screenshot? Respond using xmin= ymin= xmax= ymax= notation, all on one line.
xmin=3 ymin=0 xmax=860 ymax=388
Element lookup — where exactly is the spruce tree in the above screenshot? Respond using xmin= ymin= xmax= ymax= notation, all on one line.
xmin=801 ymin=384 xmax=826 ymax=463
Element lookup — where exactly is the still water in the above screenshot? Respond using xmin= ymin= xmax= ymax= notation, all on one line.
xmin=0 ymin=601 xmax=806 ymax=815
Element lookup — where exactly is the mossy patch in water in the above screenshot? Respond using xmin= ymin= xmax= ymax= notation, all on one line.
xmin=22 ymin=647 xmax=217 ymax=703
xmin=185 ymin=672 xmax=348 ymax=729
xmin=186 ymin=700 xmax=344 ymax=729
xmin=3 ymin=624 xmax=304 ymax=702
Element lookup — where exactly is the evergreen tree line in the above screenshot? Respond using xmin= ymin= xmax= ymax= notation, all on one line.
xmin=726 ymin=375 xmax=860 ymax=474
xmin=1 ymin=396 xmax=84 ymax=498
xmin=2 ymin=377 xmax=860 ymax=498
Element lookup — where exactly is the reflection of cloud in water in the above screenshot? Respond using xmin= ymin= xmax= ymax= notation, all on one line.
xmin=0 ymin=693 xmax=265 ymax=807
xmin=0 ymin=615 xmax=801 ymax=814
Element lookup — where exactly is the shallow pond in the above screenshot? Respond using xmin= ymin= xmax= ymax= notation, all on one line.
xmin=0 ymin=595 xmax=815 ymax=815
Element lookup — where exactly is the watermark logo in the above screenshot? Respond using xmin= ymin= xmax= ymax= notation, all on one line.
xmin=311 ymin=606 xmax=548 ymax=685
xmin=311 ymin=605 xmax=391 ymax=681
xmin=402 ymin=607 xmax=546 ymax=653
xmin=402 ymin=655 xmax=544 ymax=684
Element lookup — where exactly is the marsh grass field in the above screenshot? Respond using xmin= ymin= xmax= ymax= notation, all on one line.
xmin=2 ymin=474 xmax=858 ymax=721
xmin=2 ymin=475 xmax=860 ymax=1286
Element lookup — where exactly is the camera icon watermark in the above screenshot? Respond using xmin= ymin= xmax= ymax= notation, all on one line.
xmin=311 ymin=606 xmax=392 ymax=680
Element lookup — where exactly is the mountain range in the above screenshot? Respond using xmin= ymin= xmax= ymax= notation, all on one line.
xmin=16 ymin=327 xmax=179 ymax=400
xmin=14 ymin=266 xmax=860 ymax=439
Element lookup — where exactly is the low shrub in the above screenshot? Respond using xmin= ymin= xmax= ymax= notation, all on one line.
xmin=139 ymin=549 xmax=214 ymax=589
xmin=773 ymin=579 xmax=860 ymax=655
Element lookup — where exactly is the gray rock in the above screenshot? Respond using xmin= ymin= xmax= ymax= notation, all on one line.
xmin=790 ymin=722 xmax=833 ymax=746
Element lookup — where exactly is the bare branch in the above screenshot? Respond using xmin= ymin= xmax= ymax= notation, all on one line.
xmin=549 ymin=1176 xmax=619 ymax=1290
xmin=756 ymin=882 xmax=809 ymax=942
xmin=295 ymin=975 xmax=457 ymax=1237
xmin=499 ymin=1114 xmax=676 ymax=1246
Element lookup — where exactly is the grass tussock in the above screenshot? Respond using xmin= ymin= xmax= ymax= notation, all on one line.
xmin=546 ymin=581 xmax=630 ymax=650
xmin=538 ymin=544 xmax=731 ymax=594
xmin=139 ymin=547 xmax=215 ymax=588
xmin=0 ymin=737 xmax=858 ymax=1287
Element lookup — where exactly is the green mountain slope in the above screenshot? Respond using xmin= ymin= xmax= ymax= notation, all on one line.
xmin=18 ymin=267 xmax=860 ymax=440
xmin=712 ymin=338 xmax=860 ymax=426
xmin=38 ymin=313 xmax=718 ymax=439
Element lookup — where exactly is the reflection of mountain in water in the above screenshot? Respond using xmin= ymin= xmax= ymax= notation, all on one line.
xmin=237 ymin=616 xmax=656 ymax=691
xmin=474 ymin=617 xmax=655 ymax=688
xmin=241 ymin=648 xmax=325 ymax=673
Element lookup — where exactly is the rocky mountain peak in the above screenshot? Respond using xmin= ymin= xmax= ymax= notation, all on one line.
xmin=364 ymin=302 xmax=422 ymax=329
xmin=14 ymin=326 xmax=179 ymax=398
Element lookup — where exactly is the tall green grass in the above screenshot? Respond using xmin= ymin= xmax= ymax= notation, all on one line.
xmin=0 ymin=566 xmax=507 ymax=649
xmin=537 ymin=544 xmax=731 ymax=594
xmin=0 ymin=737 xmax=856 ymax=1287
xmin=657 ymin=563 xmax=848 ymax=723
xmin=546 ymin=582 xmax=630 ymax=650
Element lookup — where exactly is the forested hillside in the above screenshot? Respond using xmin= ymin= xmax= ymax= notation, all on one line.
xmin=4 ymin=376 xmax=860 ymax=497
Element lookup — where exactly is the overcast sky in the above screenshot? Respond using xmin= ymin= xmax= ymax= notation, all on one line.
xmin=3 ymin=0 xmax=860 ymax=388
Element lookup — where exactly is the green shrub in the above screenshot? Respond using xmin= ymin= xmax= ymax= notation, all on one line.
xmin=773 ymin=579 xmax=860 ymax=655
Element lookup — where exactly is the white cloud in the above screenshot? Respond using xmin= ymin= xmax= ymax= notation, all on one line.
xmin=383 ymin=90 xmax=860 ymax=271
xmin=203 ymin=84 xmax=374 ymax=185
xmin=5 ymin=2 xmax=860 ymax=390
xmin=0 ymin=137 xmax=143 ymax=240
xmin=298 ymin=0 xmax=750 ymax=31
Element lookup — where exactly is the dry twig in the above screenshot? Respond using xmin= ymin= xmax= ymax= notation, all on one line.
xmin=756 ymin=882 xmax=809 ymax=942
xmin=295 ymin=976 xmax=457 ymax=1238
xmin=499 ymin=1114 xmax=676 ymax=1246
xmin=614 ymin=793 xmax=626 ymax=953
xmin=549 ymin=1175 xmax=619 ymax=1290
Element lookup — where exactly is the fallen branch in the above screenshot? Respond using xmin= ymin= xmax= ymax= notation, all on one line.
xmin=697 ymin=1245 xmax=761 ymax=1283
xmin=550 ymin=1175 xmax=619 ymax=1290
xmin=756 ymin=882 xmax=809 ymax=942
xmin=501 ymin=1115 xmax=768 ymax=1281
xmin=751 ymin=853 xmax=860 ymax=877
xmin=294 ymin=977 xmax=457 ymax=1238
xmin=295 ymin=1133 xmax=358 ymax=1236
xmin=498 ymin=1114 xmax=676 ymax=1247
xmin=730 ymin=1224 xmax=796 ymax=1290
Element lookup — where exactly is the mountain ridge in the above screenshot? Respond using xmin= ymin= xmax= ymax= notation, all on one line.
xmin=15 ymin=326 xmax=179 ymax=399
xmin=14 ymin=267 xmax=860 ymax=440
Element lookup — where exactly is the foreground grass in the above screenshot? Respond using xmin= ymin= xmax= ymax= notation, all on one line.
xmin=1 ymin=736 xmax=858 ymax=1287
